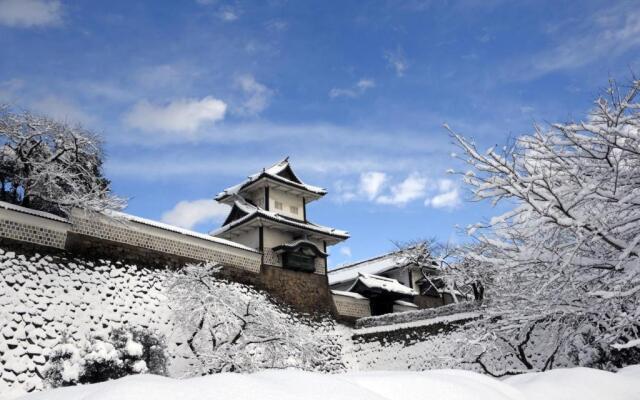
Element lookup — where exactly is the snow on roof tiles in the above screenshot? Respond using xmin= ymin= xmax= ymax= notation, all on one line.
xmin=330 ymin=289 xmax=367 ymax=300
xmin=0 ymin=201 xmax=69 ymax=223
xmin=352 ymin=273 xmax=417 ymax=296
xmin=215 ymin=158 xmax=327 ymax=200
xmin=328 ymin=251 xmax=406 ymax=285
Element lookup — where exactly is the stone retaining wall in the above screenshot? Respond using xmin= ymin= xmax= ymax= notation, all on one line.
xmin=331 ymin=292 xmax=371 ymax=319
xmin=260 ymin=264 xmax=333 ymax=314
xmin=0 ymin=242 xmax=196 ymax=395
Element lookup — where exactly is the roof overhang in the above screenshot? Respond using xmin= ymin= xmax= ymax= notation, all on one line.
xmin=214 ymin=213 xmax=348 ymax=246
xmin=216 ymin=174 xmax=326 ymax=206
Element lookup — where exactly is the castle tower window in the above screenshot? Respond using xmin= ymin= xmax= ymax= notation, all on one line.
xmin=275 ymin=201 xmax=283 ymax=210
xmin=290 ymin=205 xmax=298 ymax=214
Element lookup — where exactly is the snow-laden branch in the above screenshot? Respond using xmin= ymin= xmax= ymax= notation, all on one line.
xmin=446 ymin=78 xmax=640 ymax=367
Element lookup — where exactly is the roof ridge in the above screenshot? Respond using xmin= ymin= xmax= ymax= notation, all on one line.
xmin=329 ymin=248 xmax=404 ymax=273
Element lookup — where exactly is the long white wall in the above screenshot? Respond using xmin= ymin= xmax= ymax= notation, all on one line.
xmin=0 ymin=203 xmax=262 ymax=275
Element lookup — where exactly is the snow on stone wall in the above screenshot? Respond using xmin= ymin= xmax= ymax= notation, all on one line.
xmin=331 ymin=291 xmax=371 ymax=319
xmin=354 ymin=300 xmax=480 ymax=329
xmin=0 ymin=246 xmax=195 ymax=395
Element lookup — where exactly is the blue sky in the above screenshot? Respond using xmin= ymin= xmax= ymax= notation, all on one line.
xmin=1 ymin=0 xmax=639 ymax=267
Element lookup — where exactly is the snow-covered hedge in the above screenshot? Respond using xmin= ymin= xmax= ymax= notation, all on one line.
xmin=354 ymin=300 xmax=479 ymax=329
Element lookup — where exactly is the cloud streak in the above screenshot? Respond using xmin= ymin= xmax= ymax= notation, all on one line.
xmin=0 ymin=0 xmax=62 ymax=28
xmin=385 ymin=48 xmax=408 ymax=77
xmin=510 ymin=4 xmax=640 ymax=80
xmin=235 ymin=74 xmax=272 ymax=115
xmin=329 ymin=79 xmax=375 ymax=99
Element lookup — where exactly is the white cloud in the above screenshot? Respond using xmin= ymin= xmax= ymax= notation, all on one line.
xmin=384 ymin=48 xmax=408 ymax=77
xmin=514 ymin=4 xmax=640 ymax=79
xmin=376 ymin=173 xmax=427 ymax=206
xmin=329 ymin=79 xmax=376 ymax=99
xmin=265 ymin=19 xmax=288 ymax=32
xmin=359 ymin=171 xmax=387 ymax=200
xmin=124 ymin=96 xmax=227 ymax=133
xmin=0 ymin=0 xmax=62 ymax=27
xmin=218 ymin=7 xmax=238 ymax=21
xmin=31 ymin=95 xmax=93 ymax=124
xmin=339 ymin=246 xmax=352 ymax=258
xmin=236 ymin=74 xmax=272 ymax=115
xmin=161 ymin=199 xmax=230 ymax=230
xmin=425 ymin=179 xmax=462 ymax=209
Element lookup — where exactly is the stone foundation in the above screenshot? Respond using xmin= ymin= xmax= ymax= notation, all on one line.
xmin=259 ymin=264 xmax=333 ymax=314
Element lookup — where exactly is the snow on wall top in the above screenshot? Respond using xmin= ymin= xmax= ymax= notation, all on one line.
xmin=351 ymin=273 xmax=417 ymax=296
xmin=330 ymin=290 xmax=367 ymax=300
xmin=101 ymin=210 xmax=259 ymax=253
xmin=0 ymin=201 xmax=69 ymax=224
xmin=215 ymin=158 xmax=327 ymax=201
xmin=328 ymin=251 xmax=406 ymax=286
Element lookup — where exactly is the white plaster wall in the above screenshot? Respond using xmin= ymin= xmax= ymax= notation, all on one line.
xmin=269 ymin=189 xmax=304 ymax=221
xmin=263 ymin=227 xmax=295 ymax=248
xmin=231 ymin=230 xmax=260 ymax=250
xmin=246 ymin=189 xmax=265 ymax=209
xmin=70 ymin=210 xmax=262 ymax=274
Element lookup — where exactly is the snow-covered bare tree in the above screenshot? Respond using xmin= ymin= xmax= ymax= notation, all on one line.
xmin=395 ymin=239 xmax=484 ymax=302
xmin=167 ymin=263 xmax=342 ymax=375
xmin=0 ymin=106 xmax=125 ymax=216
xmin=448 ymin=77 xmax=640 ymax=364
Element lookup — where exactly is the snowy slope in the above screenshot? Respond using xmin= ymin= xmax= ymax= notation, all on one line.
xmin=14 ymin=367 xmax=640 ymax=400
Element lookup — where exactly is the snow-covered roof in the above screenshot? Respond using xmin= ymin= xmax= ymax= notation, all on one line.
xmin=328 ymin=251 xmax=407 ymax=286
xmin=102 ymin=210 xmax=259 ymax=253
xmin=274 ymin=239 xmax=328 ymax=257
xmin=211 ymin=197 xmax=349 ymax=240
xmin=215 ymin=158 xmax=327 ymax=202
xmin=330 ymin=290 xmax=367 ymax=300
xmin=350 ymin=273 xmax=418 ymax=296
xmin=0 ymin=201 xmax=69 ymax=223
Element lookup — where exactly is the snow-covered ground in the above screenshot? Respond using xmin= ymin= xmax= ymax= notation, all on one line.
xmin=12 ymin=366 xmax=640 ymax=400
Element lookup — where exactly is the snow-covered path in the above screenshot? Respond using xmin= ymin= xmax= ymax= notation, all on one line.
xmin=13 ymin=366 xmax=640 ymax=400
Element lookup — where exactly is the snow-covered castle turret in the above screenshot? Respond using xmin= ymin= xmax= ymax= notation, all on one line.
xmin=211 ymin=157 xmax=349 ymax=275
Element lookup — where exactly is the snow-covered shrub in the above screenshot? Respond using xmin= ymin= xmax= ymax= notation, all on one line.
xmin=44 ymin=327 xmax=168 ymax=387
xmin=43 ymin=339 xmax=84 ymax=388
xmin=167 ymin=263 xmax=343 ymax=375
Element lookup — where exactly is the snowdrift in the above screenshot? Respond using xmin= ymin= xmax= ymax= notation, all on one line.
xmin=16 ymin=367 xmax=640 ymax=400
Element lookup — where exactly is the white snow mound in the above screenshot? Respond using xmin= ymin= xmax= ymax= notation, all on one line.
xmin=15 ymin=367 xmax=640 ymax=400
